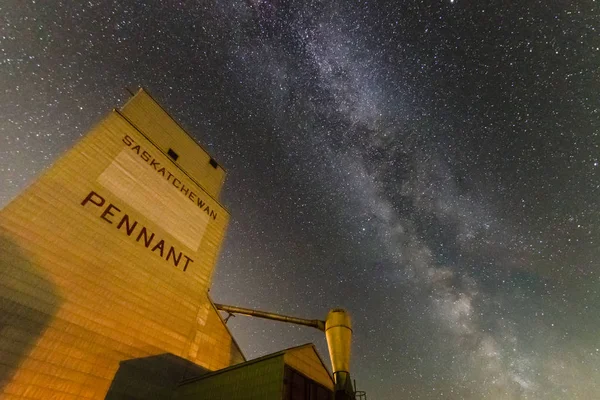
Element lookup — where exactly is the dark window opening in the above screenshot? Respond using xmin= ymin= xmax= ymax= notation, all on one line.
xmin=284 ymin=366 xmax=332 ymax=400
xmin=209 ymin=158 xmax=218 ymax=169
xmin=167 ymin=148 xmax=179 ymax=161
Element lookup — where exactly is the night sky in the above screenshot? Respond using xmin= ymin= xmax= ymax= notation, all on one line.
xmin=2 ymin=1 xmax=600 ymax=398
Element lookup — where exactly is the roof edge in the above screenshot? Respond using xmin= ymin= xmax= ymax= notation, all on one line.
xmin=178 ymin=342 xmax=320 ymax=386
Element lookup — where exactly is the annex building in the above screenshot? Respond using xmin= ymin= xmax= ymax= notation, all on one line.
xmin=0 ymin=89 xmax=335 ymax=399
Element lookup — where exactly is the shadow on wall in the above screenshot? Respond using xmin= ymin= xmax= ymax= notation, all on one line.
xmin=105 ymin=353 xmax=211 ymax=400
xmin=0 ymin=233 xmax=61 ymax=391
xmin=229 ymin=339 xmax=245 ymax=367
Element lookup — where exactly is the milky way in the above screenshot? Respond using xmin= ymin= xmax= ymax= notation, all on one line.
xmin=1 ymin=1 xmax=600 ymax=399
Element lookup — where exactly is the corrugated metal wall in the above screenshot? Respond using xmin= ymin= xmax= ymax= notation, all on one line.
xmin=174 ymin=355 xmax=284 ymax=400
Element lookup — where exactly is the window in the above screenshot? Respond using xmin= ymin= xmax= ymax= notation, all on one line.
xmin=167 ymin=148 xmax=179 ymax=161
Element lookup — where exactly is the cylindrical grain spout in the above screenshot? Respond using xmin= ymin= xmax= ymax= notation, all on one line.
xmin=325 ymin=309 xmax=352 ymax=395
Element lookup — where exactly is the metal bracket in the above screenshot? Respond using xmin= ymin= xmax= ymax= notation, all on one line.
xmin=223 ymin=312 xmax=235 ymax=324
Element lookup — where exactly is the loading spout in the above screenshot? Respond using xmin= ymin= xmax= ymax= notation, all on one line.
xmin=214 ymin=303 xmax=325 ymax=331
xmin=215 ymin=303 xmax=355 ymax=400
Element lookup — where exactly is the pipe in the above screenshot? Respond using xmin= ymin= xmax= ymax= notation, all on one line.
xmin=214 ymin=303 xmax=326 ymax=331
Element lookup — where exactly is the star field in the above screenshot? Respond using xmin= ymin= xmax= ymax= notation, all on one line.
xmin=1 ymin=1 xmax=600 ymax=399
